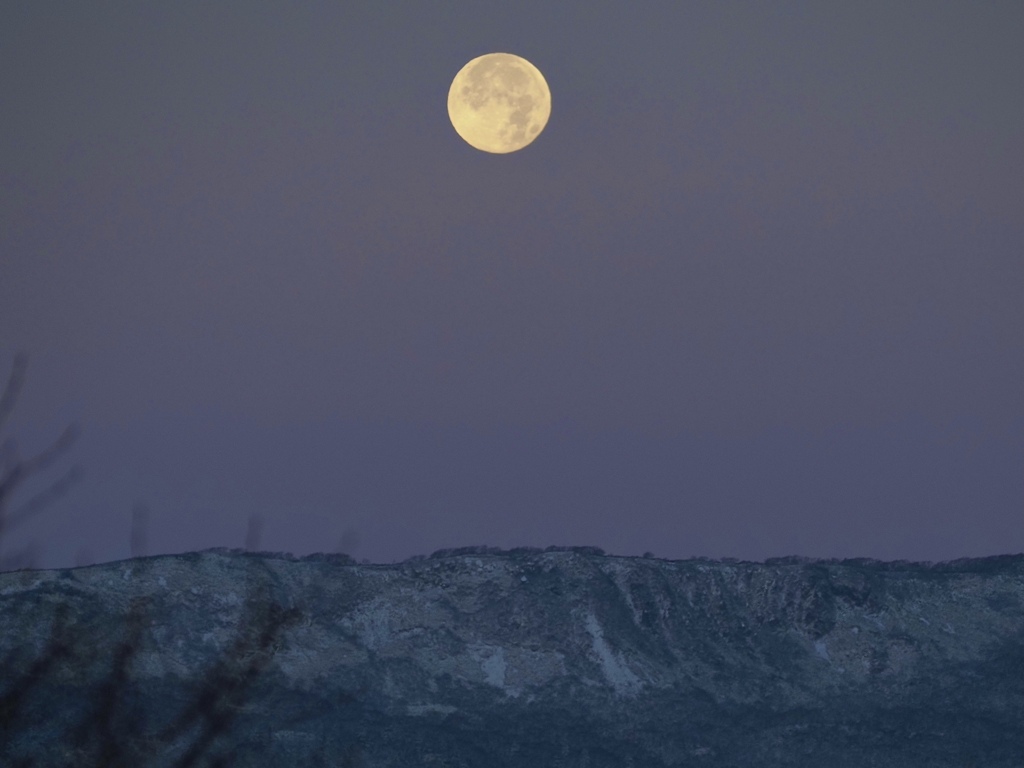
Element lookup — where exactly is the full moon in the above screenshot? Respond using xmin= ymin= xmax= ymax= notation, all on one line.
xmin=447 ymin=53 xmax=551 ymax=154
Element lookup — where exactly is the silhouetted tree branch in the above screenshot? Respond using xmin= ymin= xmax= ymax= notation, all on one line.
xmin=0 ymin=554 xmax=328 ymax=766
xmin=0 ymin=353 xmax=364 ymax=764
xmin=0 ymin=352 xmax=28 ymax=435
xmin=0 ymin=602 xmax=75 ymax=751
xmin=0 ymin=352 xmax=80 ymax=569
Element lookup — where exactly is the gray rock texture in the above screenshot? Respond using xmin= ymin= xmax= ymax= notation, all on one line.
xmin=1 ymin=546 xmax=1021 ymax=766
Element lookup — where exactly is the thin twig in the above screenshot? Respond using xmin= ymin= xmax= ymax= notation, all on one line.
xmin=4 ymin=466 xmax=82 ymax=534
xmin=0 ymin=353 xmax=28 ymax=435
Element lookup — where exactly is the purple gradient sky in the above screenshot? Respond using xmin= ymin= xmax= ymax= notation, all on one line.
xmin=1 ymin=2 xmax=1021 ymax=568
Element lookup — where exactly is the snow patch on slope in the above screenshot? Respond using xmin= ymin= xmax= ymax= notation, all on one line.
xmin=585 ymin=613 xmax=642 ymax=695
xmin=469 ymin=643 xmax=519 ymax=697
xmin=814 ymin=639 xmax=831 ymax=662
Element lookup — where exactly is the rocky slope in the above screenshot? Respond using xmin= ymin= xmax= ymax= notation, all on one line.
xmin=1 ymin=546 xmax=1021 ymax=766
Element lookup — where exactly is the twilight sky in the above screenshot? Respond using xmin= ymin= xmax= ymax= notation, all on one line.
xmin=1 ymin=2 xmax=1021 ymax=569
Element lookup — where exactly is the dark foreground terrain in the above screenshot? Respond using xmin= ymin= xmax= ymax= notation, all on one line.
xmin=1 ymin=547 xmax=1021 ymax=766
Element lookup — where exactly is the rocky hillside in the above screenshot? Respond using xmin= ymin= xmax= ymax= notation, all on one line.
xmin=1 ymin=547 xmax=1021 ymax=766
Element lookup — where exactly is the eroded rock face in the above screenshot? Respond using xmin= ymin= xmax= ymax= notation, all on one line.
xmin=1 ymin=547 xmax=1021 ymax=766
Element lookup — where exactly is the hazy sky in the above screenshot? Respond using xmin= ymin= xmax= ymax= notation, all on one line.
xmin=2 ymin=2 xmax=1021 ymax=569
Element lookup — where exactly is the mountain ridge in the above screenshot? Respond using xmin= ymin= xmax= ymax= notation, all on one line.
xmin=2 ymin=547 xmax=1021 ymax=766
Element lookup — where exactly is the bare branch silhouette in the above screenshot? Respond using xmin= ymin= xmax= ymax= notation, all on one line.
xmin=157 ymin=595 xmax=303 ymax=767
xmin=67 ymin=594 xmax=155 ymax=766
xmin=4 ymin=465 xmax=81 ymax=534
xmin=0 ymin=602 xmax=75 ymax=750
xmin=0 ymin=352 xmax=365 ymax=764
xmin=0 ymin=352 xmax=28 ymax=435
xmin=0 ymin=423 xmax=80 ymax=509
xmin=0 ymin=353 xmax=80 ymax=568
xmin=0 ymin=553 xmax=323 ymax=766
